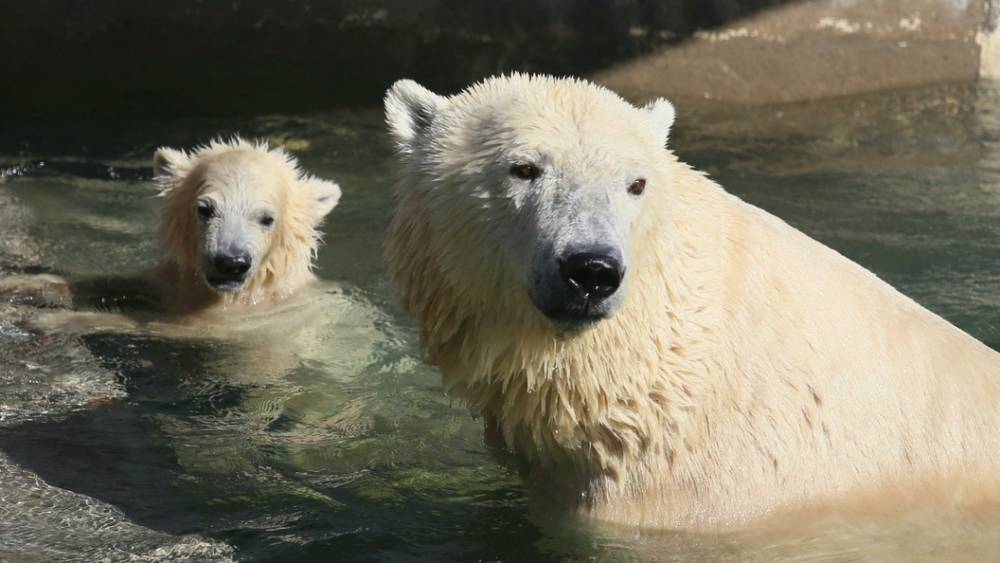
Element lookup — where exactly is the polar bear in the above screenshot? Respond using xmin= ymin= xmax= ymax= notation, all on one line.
xmin=0 ymin=139 xmax=399 ymax=512
xmin=151 ymin=138 xmax=341 ymax=314
xmin=383 ymin=74 xmax=1000 ymax=530
xmin=8 ymin=138 xmax=342 ymax=333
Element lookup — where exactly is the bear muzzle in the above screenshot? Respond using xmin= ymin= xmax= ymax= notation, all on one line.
xmin=204 ymin=252 xmax=253 ymax=292
xmin=535 ymin=247 xmax=626 ymax=331
xmin=558 ymin=252 xmax=623 ymax=301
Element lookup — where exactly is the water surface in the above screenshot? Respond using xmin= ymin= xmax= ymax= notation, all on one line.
xmin=0 ymin=83 xmax=998 ymax=561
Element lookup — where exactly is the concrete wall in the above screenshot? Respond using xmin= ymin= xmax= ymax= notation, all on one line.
xmin=2 ymin=0 xmax=996 ymax=122
xmin=597 ymin=0 xmax=987 ymax=105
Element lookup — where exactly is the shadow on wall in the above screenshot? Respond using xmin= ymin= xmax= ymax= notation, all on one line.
xmin=2 ymin=0 xmax=796 ymax=122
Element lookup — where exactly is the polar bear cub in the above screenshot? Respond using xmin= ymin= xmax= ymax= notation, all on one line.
xmin=152 ymin=138 xmax=341 ymax=314
xmin=8 ymin=138 xmax=342 ymax=334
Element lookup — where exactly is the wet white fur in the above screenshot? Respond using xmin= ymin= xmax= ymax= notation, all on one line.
xmin=153 ymin=138 xmax=340 ymax=313
xmin=384 ymin=74 xmax=1000 ymax=530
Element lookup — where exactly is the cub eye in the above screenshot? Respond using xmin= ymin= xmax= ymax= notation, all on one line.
xmin=628 ymin=178 xmax=646 ymax=196
xmin=510 ymin=163 xmax=541 ymax=181
xmin=197 ymin=204 xmax=215 ymax=220
xmin=259 ymin=215 xmax=275 ymax=228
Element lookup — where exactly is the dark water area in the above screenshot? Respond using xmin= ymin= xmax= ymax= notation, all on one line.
xmin=1 ymin=0 xmax=797 ymax=123
xmin=0 ymin=82 xmax=998 ymax=560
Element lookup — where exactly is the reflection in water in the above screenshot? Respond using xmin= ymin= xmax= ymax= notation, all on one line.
xmin=0 ymin=83 xmax=998 ymax=561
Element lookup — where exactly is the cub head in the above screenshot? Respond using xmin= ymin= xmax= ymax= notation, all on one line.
xmin=153 ymin=138 xmax=341 ymax=295
xmin=385 ymin=75 xmax=674 ymax=332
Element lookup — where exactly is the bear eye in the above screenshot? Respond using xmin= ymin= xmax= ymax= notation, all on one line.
xmin=510 ymin=163 xmax=541 ymax=181
xmin=628 ymin=178 xmax=647 ymax=196
xmin=197 ymin=204 xmax=215 ymax=220
xmin=259 ymin=215 xmax=275 ymax=228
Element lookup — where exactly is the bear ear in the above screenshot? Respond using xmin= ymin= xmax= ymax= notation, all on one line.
xmin=301 ymin=177 xmax=342 ymax=222
xmin=152 ymin=147 xmax=192 ymax=179
xmin=384 ymin=79 xmax=447 ymax=155
xmin=642 ymin=98 xmax=676 ymax=148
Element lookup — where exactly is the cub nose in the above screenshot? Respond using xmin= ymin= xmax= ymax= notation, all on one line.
xmin=558 ymin=252 xmax=624 ymax=300
xmin=214 ymin=254 xmax=251 ymax=277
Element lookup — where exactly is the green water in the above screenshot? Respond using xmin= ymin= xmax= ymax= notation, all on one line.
xmin=0 ymin=83 xmax=998 ymax=561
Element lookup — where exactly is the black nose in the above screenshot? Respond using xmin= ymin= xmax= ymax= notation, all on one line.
xmin=214 ymin=254 xmax=251 ymax=277
xmin=559 ymin=252 xmax=623 ymax=300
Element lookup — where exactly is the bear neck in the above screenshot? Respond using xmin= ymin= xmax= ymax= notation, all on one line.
xmin=392 ymin=158 xmax=726 ymax=498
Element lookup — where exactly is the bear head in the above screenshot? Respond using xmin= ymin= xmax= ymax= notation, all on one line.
xmin=385 ymin=74 xmax=675 ymax=332
xmin=153 ymin=139 xmax=341 ymax=297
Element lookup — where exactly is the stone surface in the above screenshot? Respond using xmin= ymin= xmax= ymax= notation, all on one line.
xmin=595 ymin=0 xmax=986 ymax=105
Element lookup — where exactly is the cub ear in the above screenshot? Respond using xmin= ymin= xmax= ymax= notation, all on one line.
xmin=152 ymin=147 xmax=192 ymax=179
xmin=642 ymin=98 xmax=676 ymax=148
xmin=301 ymin=177 xmax=342 ymax=222
xmin=384 ymin=79 xmax=447 ymax=155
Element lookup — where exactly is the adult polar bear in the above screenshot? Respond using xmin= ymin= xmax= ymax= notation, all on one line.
xmin=384 ymin=74 xmax=1000 ymax=530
